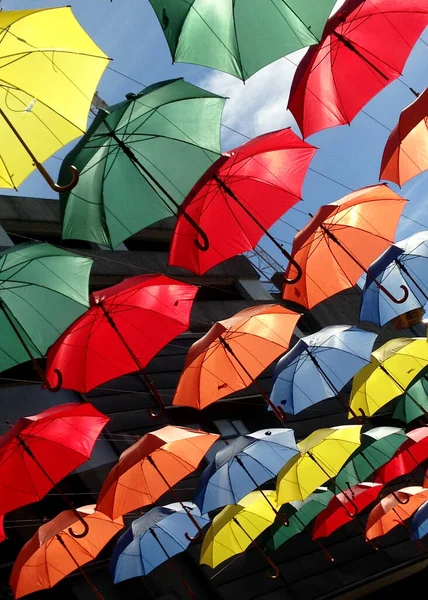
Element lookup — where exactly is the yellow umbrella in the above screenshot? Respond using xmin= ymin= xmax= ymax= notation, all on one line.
xmin=0 ymin=7 xmax=109 ymax=191
xmin=276 ymin=425 xmax=362 ymax=505
xmin=350 ymin=338 xmax=428 ymax=418
xmin=200 ymin=490 xmax=280 ymax=578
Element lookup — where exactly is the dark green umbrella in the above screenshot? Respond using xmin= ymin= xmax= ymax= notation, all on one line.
xmin=393 ymin=367 xmax=428 ymax=423
xmin=60 ymin=78 xmax=225 ymax=249
xmin=148 ymin=1 xmax=337 ymax=81
xmin=0 ymin=242 xmax=92 ymax=389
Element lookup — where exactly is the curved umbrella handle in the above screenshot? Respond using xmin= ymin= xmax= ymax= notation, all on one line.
xmin=341 ymin=492 xmax=359 ymax=518
xmin=265 ymin=556 xmax=280 ymax=580
xmin=184 ymin=507 xmax=203 ymax=542
xmin=282 ymin=253 xmax=303 ymax=285
xmin=44 ymin=368 xmax=63 ymax=393
xmin=376 ymin=283 xmax=409 ymax=305
xmin=178 ymin=210 xmax=210 ymax=251
xmin=147 ymin=388 xmax=165 ymax=419
xmin=393 ymin=491 xmax=410 ymax=505
xmin=39 ymin=164 xmax=80 ymax=193
xmin=68 ymin=509 xmax=90 ymax=538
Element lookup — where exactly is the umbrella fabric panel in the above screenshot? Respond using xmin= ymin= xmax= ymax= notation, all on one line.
xmin=393 ymin=369 xmax=428 ymax=422
xmin=411 ymin=500 xmax=428 ymax=539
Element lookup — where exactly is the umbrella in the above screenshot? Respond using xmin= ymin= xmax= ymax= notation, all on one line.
xmin=200 ymin=490 xmax=281 ymax=579
xmin=194 ymin=428 xmax=298 ymax=514
xmin=375 ymin=426 xmax=428 ymax=484
xmin=380 ymin=88 xmax=428 ymax=187
xmin=60 ymin=78 xmax=225 ymax=249
xmin=282 ymin=185 xmax=407 ymax=310
xmin=96 ymin=426 xmax=219 ymax=539
xmin=276 ymin=425 xmax=362 ymax=505
xmin=0 ymin=517 xmax=5 ymax=544
xmin=360 ymin=231 xmax=428 ymax=327
xmin=172 ymin=304 xmax=300 ymax=421
xmin=350 ymin=338 xmax=428 ymax=418
xmin=0 ymin=242 xmax=92 ymax=389
xmin=288 ymin=0 xmax=428 ymax=139
xmin=10 ymin=505 xmax=123 ymax=600
xmin=168 ymin=128 xmax=317 ymax=279
xmin=46 ymin=274 xmax=197 ymax=417
xmin=0 ymin=6 xmax=109 ymax=191
xmin=0 ymin=403 xmax=109 ymax=536
xmin=270 ymin=325 xmax=377 ymax=418
xmin=411 ymin=500 xmax=428 ymax=540
xmin=147 ymin=0 xmax=337 ymax=81
xmin=393 ymin=367 xmax=428 ymax=423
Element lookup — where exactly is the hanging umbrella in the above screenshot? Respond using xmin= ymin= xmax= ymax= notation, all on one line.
xmin=282 ymin=185 xmax=407 ymax=310
xmin=194 ymin=428 xmax=298 ymax=514
xmin=168 ymin=128 xmax=317 ymax=278
xmin=96 ymin=426 xmax=219 ymax=540
xmin=0 ymin=242 xmax=92 ymax=389
xmin=0 ymin=6 xmax=109 ymax=191
xmin=411 ymin=500 xmax=428 ymax=540
xmin=0 ymin=403 xmax=109 ymax=536
xmin=288 ymin=0 xmax=428 ymax=139
xmin=393 ymin=367 xmax=428 ymax=423
xmin=360 ymin=231 xmax=428 ymax=327
xmin=147 ymin=0 xmax=337 ymax=81
xmin=380 ymin=88 xmax=428 ymax=187
xmin=10 ymin=505 xmax=123 ymax=600
xmin=60 ymin=78 xmax=225 ymax=249
xmin=349 ymin=338 xmax=428 ymax=418
xmin=375 ymin=426 xmax=428 ymax=484
xmin=46 ymin=274 xmax=197 ymax=417
xmin=172 ymin=304 xmax=300 ymax=420
xmin=0 ymin=516 xmax=5 ymax=544
xmin=270 ymin=325 xmax=377 ymax=418
xmin=276 ymin=425 xmax=362 ymax=505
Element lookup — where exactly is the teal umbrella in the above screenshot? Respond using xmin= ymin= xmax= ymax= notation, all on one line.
xmin=393 ymin=367 xmax=428 ymax=423
xmin=60 ymin=78 xmax=225 ymax=249
xmin=0 ymin=242 xmax=92 ymax=388
xmin=148 ymin=1 xmax=337 ymax=81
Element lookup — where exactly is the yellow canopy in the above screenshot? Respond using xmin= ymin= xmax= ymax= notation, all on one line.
xmin=0 ymin=7 xmax=109 ymax=189
xmin=200 ymin=490 xmax=278 ymax=569
xmin=349 ymin=338 xmax=428 ymax=418
xmin=276 ymin=425 xmax=362 ymax=505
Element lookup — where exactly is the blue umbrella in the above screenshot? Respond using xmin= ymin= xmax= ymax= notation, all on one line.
xmin=194 ymin=428 xmax=298 ymax=515
xmin=411 ymin=499 xmax=428 ymax=540
xmin=270 ymin=325 xmax=377 ymax=418
xmin=360 ymin=231 xmax=428 ymax=326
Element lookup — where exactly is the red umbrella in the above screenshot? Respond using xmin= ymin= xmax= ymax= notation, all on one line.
xmin=0 ymin=516 xmax=5 ymax=544
xmin=288 ymin=0 xmax=428 ymax=139
xmin=375 ymin=426 xmax=428 ymax=484
xmin=0 ymin=403 xmax=109 ymax=536
xmin=46 ymin=275 xmax=198 ymax=417
xmin=168 ymin=128 xmax=316 ymax=278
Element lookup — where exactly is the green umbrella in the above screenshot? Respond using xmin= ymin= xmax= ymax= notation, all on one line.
xmin=0 ymin=242 xmax=92 ymax=388
xmin=393 ymin=367 xmax=428 ymax=423
xmin=148 ymin=0 xmax=337 ymax=81
xmin=60 ymin=78 xmax=225 ymax=249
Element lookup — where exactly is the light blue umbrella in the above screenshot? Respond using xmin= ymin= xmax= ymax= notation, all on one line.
xmin=270 ymin=325 xmax=377 ymax=418
xmin=110 ymin=502 xmax=209 ymax=584
xmin=194 ymin=428 xmax=298 ymax=515
xmin=360 ymin=231 xmax=428 ymax=326
xmin=411 ymin=499 xmax=428 ymax=540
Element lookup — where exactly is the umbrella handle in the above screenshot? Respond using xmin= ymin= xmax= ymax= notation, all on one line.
xmin=184 ymin=522 xmax=202 ymax=542
xmin=37 ymin=163 xmax=80 ymax=193
xmin=147 ymin=383 xmax=165 ymax=419
xmin=176 ymin=205 xmax=210 ymax=251
xmin=393 ymin=492 xmax=410 ymax=505
xmin=43 ymin=367 xmax=63 ymax=393
xmin=282 ymin=254 xmax=303 ymax=285
xmin=376 ymin=283 xmax=409 ymax=305
xmin=68 ymin=509 xmax=90 ymax=538
xmin=266 ymin=556 xmax=280 ymax=580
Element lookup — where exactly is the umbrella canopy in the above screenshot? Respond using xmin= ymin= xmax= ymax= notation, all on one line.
xmin=313 ymin=482 xmax=384 ymax=539
xmin=110 ymin=502 xmax=209 ymax=583
xmin=411 ymin=500 xmax=428 ymax=540
xmin=0 ymin=403 xmax=108 ymax=517
xmin=276 ymin=425 xmax=362 ymax=505
xmin=380 ymin=88 xmax=428 ymax=187
xmin=0 ymin=7 xmax=108 ymax=190
xmin=350 ymin=338 xmax=428 ymax=418
xmin=282 ymin=185 xmax=406 ymax=310
xmin=366 ymin=486 xmax=428 ymax=539
xmin=10 ymin=505 xmax=123 ymax=599
xmin=288 ymin=0 xmax=428 ymax=139
xmin=393 ymin=367 xmax=428 ymax=423
xmin=168 ymin=128 xmax=317 ymax=276
xmin=96 ymin=426 xmax=219 ymax=520
xmin=270 ymin=325 xmax=377 ymax=416
xmin=360 ymin=231 xmax=428 ymax=326
xmin=0 ymin=517 xmax=5 ymax=544
xmin=172 ymin=304 xmax=300 ymax=415
xmin=194 ymin=428 xmax=298 ymax=514
xmin=60 ymin=78 xmax=225 ymax=249
xmin=147 ymin=0 xmax=336 ymax=81
xmin=375 ymin=426 xmax=428 ymax=484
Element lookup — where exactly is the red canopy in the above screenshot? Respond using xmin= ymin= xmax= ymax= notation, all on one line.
xmin=375 ymin=427 xmax=428 ymax=484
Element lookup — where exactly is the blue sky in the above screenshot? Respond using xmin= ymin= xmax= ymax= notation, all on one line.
xmin=5 ymin=0 xmax=428 ymax=266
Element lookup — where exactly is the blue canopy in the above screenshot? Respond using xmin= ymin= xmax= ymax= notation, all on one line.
xmin=411 ymin=499 xmax=428 ymax=540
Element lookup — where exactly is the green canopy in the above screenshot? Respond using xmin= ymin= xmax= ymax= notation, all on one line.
xmin=393 ymin=367 xmax=428 ymax=423
xmin=60 ymin=78 xmax=225 ymax=249
xmin=148 ymin=0 xmax=337 ymax=80
xmin=0 ymin=242 xmax=92 ymax=374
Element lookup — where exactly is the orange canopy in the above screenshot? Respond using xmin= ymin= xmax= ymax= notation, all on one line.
xmin=366 ymin=486 xmax=428 ymax=540
xmin=10 ymin=505 xmax=123 ymax=599
xmin=96 ymin=426 xmax=219 ymax=519
xmin=380 ymin=88 xmax=428 ymax=187
xmin=172 ymin=304 xmax=300 ymax=410
xmin=282 ymin=185 xmax=406 ymax=310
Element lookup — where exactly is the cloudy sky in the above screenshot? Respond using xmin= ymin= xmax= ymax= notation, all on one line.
xmin=4 ymin=0 xmax=428 ymax=266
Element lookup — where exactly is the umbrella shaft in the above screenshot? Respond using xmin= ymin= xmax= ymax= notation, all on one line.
xmin=331 ymin=33 xmax=389 ymax=81
xmin=56 ymin=535 xmax=104 ymax=600
xmin=232 ymin=518 xmax=280 ymax=577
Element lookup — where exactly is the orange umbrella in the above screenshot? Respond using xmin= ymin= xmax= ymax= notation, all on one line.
xmin=172 ymin=304 xmax=300 ymax=420
xmin=96 ymin=426 xmax=219 ymax=538
xmin=380 ymin=88 xmax=428 ymax=187
xmin=10 ymin=505 xmax=123 ymax=600
xmin=282 ymin=184 xmax=407 ymax=310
